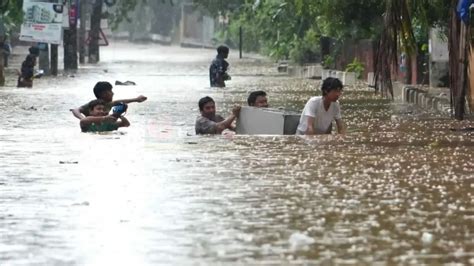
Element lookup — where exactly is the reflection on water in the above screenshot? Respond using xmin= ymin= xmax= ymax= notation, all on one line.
xmin=0 ymin=43 xmax=473 ymax=265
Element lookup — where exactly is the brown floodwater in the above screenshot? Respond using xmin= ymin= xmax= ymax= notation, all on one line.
xmin=0 ymin=43 xmax=473 ymax=265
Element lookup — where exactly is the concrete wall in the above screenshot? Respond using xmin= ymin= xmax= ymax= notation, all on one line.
xmin=321 ymin=69 xmax=357 ymax=86
xmin=180 ymin=4 xmax=215 ymax=48
xmin=393 ymin=83 xmax=451 ymax=114
xmin=287 ymin=64 xmax=322 ymax=79
xmin=429 ymin=28 xmax=449 ymax=87
xmin=334 ymin=39 xmax=376 ymax=79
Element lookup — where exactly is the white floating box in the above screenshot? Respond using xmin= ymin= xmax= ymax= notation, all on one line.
xmin=236 ymin=106 xmax=301 ymax=135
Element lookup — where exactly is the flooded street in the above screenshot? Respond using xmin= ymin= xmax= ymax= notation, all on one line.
xmin=0 ymin=43 xmax=473 ymax=265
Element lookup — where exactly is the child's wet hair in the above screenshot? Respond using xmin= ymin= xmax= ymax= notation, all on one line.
xmin=217 ymin=45 xmax=229 ymax=55
xmin=93 ymin=81 xmax=113 ymax=99
xmin=198 ymin=96 xmax=215 ymax=111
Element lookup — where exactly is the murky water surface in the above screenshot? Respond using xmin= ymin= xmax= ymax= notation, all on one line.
xmin=1 ymin=43 xmax=473 ymax=265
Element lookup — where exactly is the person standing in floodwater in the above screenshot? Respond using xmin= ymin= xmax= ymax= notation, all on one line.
xmin=17 ymin=54 xmax=36 ymax=88
xmin=296 ymin=77 xmax=346 ymax=135
xmin=17 ymin=46 xmax=41 ymax=88
xmin=209 ymin=45 xmax=231 ymax=87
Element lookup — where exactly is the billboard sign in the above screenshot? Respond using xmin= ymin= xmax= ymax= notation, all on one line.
xmin=19 ymin=0 xmax=64 ymax=44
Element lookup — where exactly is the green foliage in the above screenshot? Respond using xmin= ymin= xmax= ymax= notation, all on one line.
xmin=196 ymin=0 xmax=389 ymax=63
xmin=322 ymin=55 xmax=334 ymax=69
xmin=0 ymin=0 xmax=23 ymax=35
xmin=289 ymin=28 xmax=320 ymax=64
xmin=110 ymin=0 xmax=452 ymax=67
xmin=345 ymin=58 xmax=365 ymax=79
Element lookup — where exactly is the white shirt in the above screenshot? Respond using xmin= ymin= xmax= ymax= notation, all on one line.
xmin=296 ymin=96 xmax=342 ymax=134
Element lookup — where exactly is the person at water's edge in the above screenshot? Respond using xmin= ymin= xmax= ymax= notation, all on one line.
xmin=80 ymin=99 xmax=129 ymax=132
xmin=296 ymin=77 xmax=346 ymax=135
xmin=195 ymin=96 xmax=241 ymax=135
xmin=209 ymin=45 xmax=231 ymax=87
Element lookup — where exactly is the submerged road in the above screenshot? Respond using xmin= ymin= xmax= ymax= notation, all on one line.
xmin=0 ymin=42 xmax=473 ymax=265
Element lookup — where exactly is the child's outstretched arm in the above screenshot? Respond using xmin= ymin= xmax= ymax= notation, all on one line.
xmin=70 ymin=103 xmax=89 ymax=120
xmin=70 ymin=107 xmax=85 ymax=120
xmin=111 ymin=95 xmax=147 ymax=105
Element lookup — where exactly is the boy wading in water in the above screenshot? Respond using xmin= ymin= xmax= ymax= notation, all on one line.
xmin=296 ymin=77 xmax=346 ymax=135
xmin=209 ymin=45 xmax=231 ymax=87
xmin=17 ymin=55 xmax=36 ymax=88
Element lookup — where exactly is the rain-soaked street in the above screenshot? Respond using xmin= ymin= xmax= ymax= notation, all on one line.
xmin=0 ymin=42 xmax=473 ymax=265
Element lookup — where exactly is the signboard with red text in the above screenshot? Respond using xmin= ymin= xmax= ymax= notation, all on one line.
xmin=19 ymin=0 xmax=64 ymax=44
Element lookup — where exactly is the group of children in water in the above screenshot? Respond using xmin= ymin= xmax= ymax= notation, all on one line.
xmin=194 ymin=77 xmax=344 ymax=135
xmin=72 ymin=76 xmax=344 ymax=135
xmin=39 ymin=44 xmax=344 ymax=135
xmin=70 ymin=81 xmax=147 ymax=132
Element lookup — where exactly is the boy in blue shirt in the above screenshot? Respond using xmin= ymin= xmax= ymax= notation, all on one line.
xmin=209 ymin=45 xmax=231 ymax=87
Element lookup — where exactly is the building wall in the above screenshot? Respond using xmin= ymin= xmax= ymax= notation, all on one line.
xmin=429 ymin=27 xmax=449 ymax=88
xmin=335 ymin=39 xmax=377 ymax=80
xmin=180 ymin=4 xmax=215 ymax=48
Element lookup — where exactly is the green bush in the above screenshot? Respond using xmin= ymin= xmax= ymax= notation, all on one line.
xmin=322 ymin=55 xmax=334 ymax=69
xmin=289 ymin=29 xmax=321 ymax=64
xmin=345 ymin=57 xmax=365 ymax=79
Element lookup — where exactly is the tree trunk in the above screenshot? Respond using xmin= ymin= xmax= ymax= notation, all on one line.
xmin=88 ymin=0 xmax=102 ymax=64
xmin=448 ymin=0 xmax=467 ymax=120
xmin=0 ymin=51 xmax=4 ymax=86
xmin=51 ymin=44 xmax=58 ymax=76
xmin=79 ymin=0 xmax=87 ymax=64
xmin=64 ymin=28 xmax=78 ymax=70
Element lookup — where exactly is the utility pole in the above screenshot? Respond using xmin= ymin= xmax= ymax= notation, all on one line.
xmin=79 ymin=0 xmax=87 ymax=64
xmin=48 ymin=0 xmax=61 ymax=75
xmin=89 ymin=0 xmax=102 ymax=63
xmin=239 ymin=26 xmax=242 ymax=59
xmin=64 ymin=0 xmax=78 ymax=70
xmin=0 ymin=41 xmax=4 ymax=86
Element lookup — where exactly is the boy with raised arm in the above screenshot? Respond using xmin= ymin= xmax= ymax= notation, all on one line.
xmin=71 ymin=81 xmax=147 ymax=120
